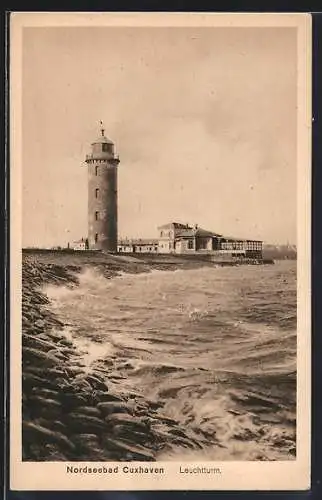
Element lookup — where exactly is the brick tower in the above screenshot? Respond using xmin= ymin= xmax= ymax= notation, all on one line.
xmin=85 ymin=122 xmax=120 ymax=251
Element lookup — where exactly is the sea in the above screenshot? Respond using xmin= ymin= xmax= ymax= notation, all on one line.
xmin=46 ymin=260 xmax=297 ymax=461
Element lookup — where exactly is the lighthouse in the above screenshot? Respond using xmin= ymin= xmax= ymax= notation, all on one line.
xmin=85 ymin=122 xmax=120 ymax=252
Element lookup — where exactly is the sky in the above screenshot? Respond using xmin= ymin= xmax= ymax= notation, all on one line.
xmin=22 ymin=26 xmax=297 ymax=247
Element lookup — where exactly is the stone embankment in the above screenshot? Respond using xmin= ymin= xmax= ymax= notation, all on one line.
xmin=22 ymin=253 xmax=205 ymax=461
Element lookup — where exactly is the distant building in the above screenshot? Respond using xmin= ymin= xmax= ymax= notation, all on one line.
xmin=158 ymin=222 xmax=220 ymax=254
xmin=157 ymin=222 xmax=262 ymax=258
xmin=72 ymin=238 xmax=88 ymax=251
xmin=118 ymin=222 xmax=263 ymax=259
xmin=117 ymin=238 xmax=159 ymax=253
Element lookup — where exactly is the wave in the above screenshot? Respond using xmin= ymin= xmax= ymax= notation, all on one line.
xmin=39 ymin=260 xmax=297 ymax=460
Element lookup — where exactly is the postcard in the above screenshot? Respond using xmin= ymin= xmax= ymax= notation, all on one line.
xmin=9 ymin=11 xmax=311 ymax=491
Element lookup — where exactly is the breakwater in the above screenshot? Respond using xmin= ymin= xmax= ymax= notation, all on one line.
xmin=22 ymin=251 xmax=294 ymax=462
xmin=22 ymin=252 xmax=215 ymax=462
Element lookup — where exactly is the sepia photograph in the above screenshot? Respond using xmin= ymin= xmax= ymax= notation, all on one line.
xmin=10 ymin=12 xmax=311 ymax=491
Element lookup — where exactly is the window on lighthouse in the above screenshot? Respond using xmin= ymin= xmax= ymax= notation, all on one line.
xmin=95 ymin=188 xmax=99 ymax=198
xmin=95 ymin=233 xmax=99 ymax=243
xmin=95 ymin=166 xmax=99 ymax=176
xmin=95 ymin=211 xmax=99 ymax=221
xmin=102 ymin=143 xmax=111 ymax=153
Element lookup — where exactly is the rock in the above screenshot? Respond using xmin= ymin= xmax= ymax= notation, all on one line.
xmin=103 ymin=437 xmax=155 ymax=461
xmin=34 ymin=319 xmax=45 ymax=329
xmin=72 ymin=406 xmax=102 ymax=418
xmin=60 ymin=392 xmax=89 ymax=409
xmin=157 ymin=414 xmax=178 ymax=426
xmin=106 ymin=413 xmax=149 ymax=433
xmin=97 ymin=401 xmax=131 ymax=416
xmin=109 ymin=374 xmax=126 ymax=381
xmin=65 ymin=413 xmax=107 ymax=433
xmin=112 ymin=425 xmax=149 ymax=445
xmin=96 ymin=359 xmax=114 ymax=368
xmin=71 ymin=377 xmax=93 ymax=392
xmin=23 ymin=372 xmax=49 ymax=390
xmin=28 ymin=396 xmax=63 ymax=419
xmin=41 ymin=445 xmax=67 ymax=461
xmin=25 ymin=443 xmax=51 ymax=460
xmin=47 ymin=331 xmax=66 ymax=342
xmin=70 ymin=434 xmax=117 ymax=460
xmin=23 ymin=334 xmax=59 ymax=352
xmin=227 ymin=409 xmax=241 ymax=416
xmin=46 ymin=348 xmax=71 ymax=361
xmin=48 ymin=367 xmax=70 ymax=377
xmin=169 ymin=428 xmax=190 ymax=439
xmin=72 ymin=433 xmax=100 ymax=444
xmin=29 ymin=395 xmax=62 ymax=408
xmin=58 ymin=338 xmax=74 ymax=347
xmin=33 ymin=388 xmax=60 ymax=399
xmin=171 ymin=436 xmax=198 ymax=449
xmin=23 ymin=347 xmax=62 ymax=367
xmin=71 ymin=433 xmax=102 ymax=454
xmin=85 ymin=374 xmax=108 ymax=391
xmin=46 ymin=316 xmax=64 ymax=327
xmin=149 ymin=427 xmax=172 ymax=443
xmin=34 ymin=417 xmax=64 ymax=432
xmin=23 ymin=421 xmax=76 ymax=451
xmin=51 ymin=420 xmax=67 ymax=433
xmin=22 ymin=314 xmax=31 ymax=324
xmin=147 ymin=401 xmax=162 ymax=410
xmin=94 ymin=391 xmax=123 ymax=403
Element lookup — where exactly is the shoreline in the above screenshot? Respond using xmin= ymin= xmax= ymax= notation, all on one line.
xmin=22 ymin=252 xmax=217 ymax=462
xmin=21 ymin=251 xmax=291 ymax=462
xmin=22 ymin=247 xmax=277 ymax=267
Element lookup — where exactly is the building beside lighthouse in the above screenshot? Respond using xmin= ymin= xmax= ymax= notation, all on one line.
xmin=117 ymin=222 xmax=263 ymax=260
xmin=84 ymin=123 xmax=120 ymax=252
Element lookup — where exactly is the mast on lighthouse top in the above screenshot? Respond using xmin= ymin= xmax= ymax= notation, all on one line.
xmin=91 ymin=120 xmax=114 ymax=146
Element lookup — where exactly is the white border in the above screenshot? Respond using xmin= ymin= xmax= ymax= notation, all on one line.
xmin=10 ymin=12 xmax=311 ymax=491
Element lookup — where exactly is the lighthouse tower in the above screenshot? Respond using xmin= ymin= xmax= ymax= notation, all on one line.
xmin=85 ymin=122 xmax=120 ymax=252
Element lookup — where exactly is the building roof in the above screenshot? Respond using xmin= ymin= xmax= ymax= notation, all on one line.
xmin=175 ymin=227 xmax=222 ymax=239
xmin=196 ymin=228 xmax=222 ymax=238
xmin=91 ymin=122 xmax=114 ymax=145
xmin=91 ymin=134 xmax=114 ymax=145
xmin=156 ymin=222 xmax=262 ymax=243
xmin=157 ymin=222 xmax=222 ymax=238
xmin=157 ymin=222 xmax=192 ymax=230
xmin=118 ymin=238 xmax=159 ymax=246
